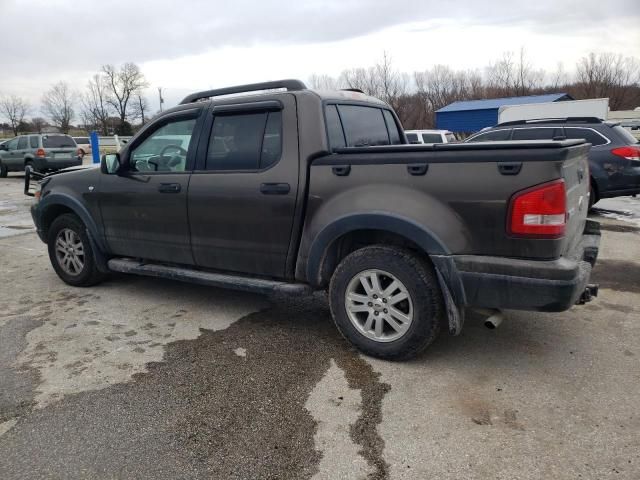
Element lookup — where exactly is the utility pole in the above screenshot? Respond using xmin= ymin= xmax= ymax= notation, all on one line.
xmin=158 ymin=87 xmax=164 ymax=112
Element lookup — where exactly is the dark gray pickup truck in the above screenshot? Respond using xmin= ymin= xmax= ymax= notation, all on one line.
xmin=27 ymin=79 xmax=600 ymax=359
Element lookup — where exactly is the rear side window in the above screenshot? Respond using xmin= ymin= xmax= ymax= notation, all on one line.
xmin=337 ymin=105 xmax=390 ymax=147
xmin=469 ymin=129 xmax=511 ymax=142
xmin=326 ymin=105 xmax=346 ymax=149
xmin=422 ymin=133 xmax=443 ymax=143
xmin=511 ymin=128 xmax=560 ymax=140
xmin=406 ymin=133 xmax=419 ymax=143
xmin=206 ymin=111 xmax=282 ymax=170
xmin=30 ymin=136 xmax=39 ymax=148
xmin=611 ymin=125 xmax=638 ymax=145
xmin=75 ymin=137 xmax=89 ymax=144
xmin=17 ymin=137 xmax=28 ymax=149
xmin=43 ymin=135 xmax=76 ymax=148
xmin=563 ymin=128 xmax=608 ymax=146
xmin=382 ymin=110 xmax=402 ymax=145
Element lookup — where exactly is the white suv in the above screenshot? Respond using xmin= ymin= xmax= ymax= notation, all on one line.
xmin=405 ymin=129 xmax=456 ymax=144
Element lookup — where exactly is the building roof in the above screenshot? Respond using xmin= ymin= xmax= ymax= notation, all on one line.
xmin=436 ymin=93 xmax=572 ymax=113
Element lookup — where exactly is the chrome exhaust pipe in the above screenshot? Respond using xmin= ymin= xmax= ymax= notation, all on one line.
xmin=473 ymin=308 xmax=506 ymax=329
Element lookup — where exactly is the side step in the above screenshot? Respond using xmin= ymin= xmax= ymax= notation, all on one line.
xmin=107 ymin=258 xmax=312 ymax=296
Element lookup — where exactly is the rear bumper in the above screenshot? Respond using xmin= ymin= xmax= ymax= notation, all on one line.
xmin=34 ymin=156 xmax=82 ymax=171
xmin=453 ymin=220 xmax=601 ymax=312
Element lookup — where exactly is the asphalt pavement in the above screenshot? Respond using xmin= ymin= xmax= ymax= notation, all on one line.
xmin=0 ymin=172 xmax=639 ymax=479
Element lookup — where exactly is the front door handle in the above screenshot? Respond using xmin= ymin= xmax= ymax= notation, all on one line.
xmin=260 ymin=183 xmax=290 ymax=195
xmin=158 ymin=183 xmax=181 ymax=193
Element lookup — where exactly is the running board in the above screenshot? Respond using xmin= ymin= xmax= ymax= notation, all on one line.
xmin=107 ymin=258 xmax=312 ymax=296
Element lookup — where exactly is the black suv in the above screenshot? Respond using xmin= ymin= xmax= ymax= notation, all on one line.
xmin=466 ymin=118 xmax=640 ymax=207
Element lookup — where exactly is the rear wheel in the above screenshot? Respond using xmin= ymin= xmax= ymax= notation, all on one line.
xmin=47 ymin=213 xmax=106 ymax=287
xmin=589 ymin=180 xmax=598 ymax=209
xmin=329 ymin=245 xmax=443 ymax=360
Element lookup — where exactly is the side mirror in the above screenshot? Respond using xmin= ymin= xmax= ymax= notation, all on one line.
xmin=0 ymin=144 xmax=7 ymax=151
xmin=101 ymin=153 xmax=123 ymax=174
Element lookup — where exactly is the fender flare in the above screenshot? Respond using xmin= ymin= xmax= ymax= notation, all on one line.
xmin=305 ymin=213 xmax=467 ymax=335
xmin=305 ymin=213 xmax=450 ymax=283
xmin=37 ymin=193 xmax=107 ymax=253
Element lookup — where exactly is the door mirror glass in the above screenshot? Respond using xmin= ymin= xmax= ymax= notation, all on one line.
xmin=0 ymin=143 xmax=7 ymax=151
xmin=101 ymin=153 xmax=121 ymax=174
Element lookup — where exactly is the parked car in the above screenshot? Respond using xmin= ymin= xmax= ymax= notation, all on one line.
xmin=0 ymin=134 xmax=81 ymax=177
xmin=405 ymin=129 xmax=456 ymax=144
xmin=73 ymin=137 xmax=92 ymax=157
xmin=27 ymin=80 xmax=600 ymax=360
xmin=465 ymin=117 xmax=640 ymax=207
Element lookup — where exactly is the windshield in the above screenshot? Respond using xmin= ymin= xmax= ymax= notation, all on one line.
xmin=43 ymin=135 xmax=76 ymax=148
xmin=613 ymin=125 xmax=639 ymax=144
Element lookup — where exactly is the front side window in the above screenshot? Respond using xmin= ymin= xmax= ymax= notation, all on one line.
xmin=30 ymin=136 xmax=39 ymax=148
xmin=17 ymin=137 xmax=28 ymax=149
xmin=338 ymin=105 xmax=390 ymax=147
xmin=206 ymin=111 xmax=282 ymax=171
xmin=130 ymin=118 xmax=196 ymax=172
xmin=564 ymin=127 xmax=609 ymax=146
xmin=5 ymin=138 xmax=18 ymax=150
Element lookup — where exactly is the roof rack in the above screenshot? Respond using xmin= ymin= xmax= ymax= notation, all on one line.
xmin=179 ymin=79 xmax=307 ymax=105
xmin=498 ymin=117 xmax=604 ymax=126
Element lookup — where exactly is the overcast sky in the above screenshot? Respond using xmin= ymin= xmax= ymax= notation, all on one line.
xmin=0 ymin=0 xmax=638 ymax=114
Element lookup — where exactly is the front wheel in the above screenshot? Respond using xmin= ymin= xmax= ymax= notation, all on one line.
xmin=47 ymin=213 xmax=106 ymax=287
xmin=329 ymin=245 xmax=444 ymax=360
xmin=0 ymin=162 xmax=7 ymax=178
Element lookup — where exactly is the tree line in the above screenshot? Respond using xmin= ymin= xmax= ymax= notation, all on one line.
xmin=0 ymin=62 xmax=149 ymax=137
xmin=2 ymin=50 xmax=639 ymax=137
xmin=309 ymin=50 xmax=640 ymax=129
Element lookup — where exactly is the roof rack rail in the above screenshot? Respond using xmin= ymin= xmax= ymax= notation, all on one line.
xmin=179 ymin=79 xmax=307 ymax=105
xmin=341 ymin=88 xmax=365 ymax=94
xmin=498 ymin=117 xmax=604 ymax=126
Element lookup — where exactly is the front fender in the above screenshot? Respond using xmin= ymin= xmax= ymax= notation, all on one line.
xmin=36 ymin=192 xmax=107 ymax=253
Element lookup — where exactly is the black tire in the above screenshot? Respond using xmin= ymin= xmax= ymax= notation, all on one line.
xmin=329 ymin=245 xmax=443 ymax=360
xmin=588 ymin=181 xmax=598 ymax=209
xmin=47 ymin=213 xmax=106 ymax=287
xmin=0 ymin=162 xmax=7 ymax=178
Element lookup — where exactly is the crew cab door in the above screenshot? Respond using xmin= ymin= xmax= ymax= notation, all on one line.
xmin=98 ymin=108 xmax=203 ymax=264
xmin=187 ymin=96 xmax=299 ymax=278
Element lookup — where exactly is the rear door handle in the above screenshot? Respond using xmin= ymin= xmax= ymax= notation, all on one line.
xmin=158 ymin=183 xmax=181 ymax=193
xmin=260 ymin=183 xmax=290 ymax=195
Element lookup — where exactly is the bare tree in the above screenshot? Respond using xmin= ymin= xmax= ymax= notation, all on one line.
xmin=102 ymin=63 xmax=149 ymax=124
xmin=308 ymin=74 xmax=341 ymax=90
xmin=42 ymin=82 xmax=76 ymax=133
xmin=576 ymin=52 xmax=640 ymax=109
xmin=130 ymin=92 xmax=150 ymax=125
xmin=31 ymin=117 xmax=47 ymax=133
xmin=486 ymin=48 xmax=543 ymax=96
xmin=81 ymin=74 xmax=112 ymax=135
xmin=340 ymin=52 xmax=407 ymax=110
xmin=0 ymin=95 xmax=30 ymax=136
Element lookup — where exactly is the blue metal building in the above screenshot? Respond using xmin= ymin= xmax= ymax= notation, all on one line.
xmin=435 ymin=93 xmax=573 ymax=133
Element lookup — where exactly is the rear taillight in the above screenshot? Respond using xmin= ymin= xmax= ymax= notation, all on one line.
xmin=508 ymin=179 xmax=566 ymax=238
xmin=36 ymin=148 xmax=46 ymax=158
xmin=611 ymin=146 xmax=640 ymax=161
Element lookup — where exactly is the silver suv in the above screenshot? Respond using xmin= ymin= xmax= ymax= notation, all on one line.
xmin=0 ymin=134 xmax=81 ymax=177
